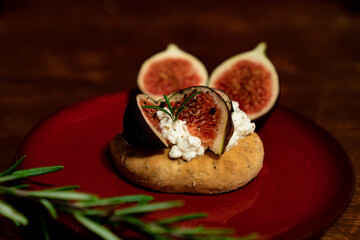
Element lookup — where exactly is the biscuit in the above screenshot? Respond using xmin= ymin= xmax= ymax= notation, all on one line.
xmin=110 ymin=132 xmax=264 ymax=194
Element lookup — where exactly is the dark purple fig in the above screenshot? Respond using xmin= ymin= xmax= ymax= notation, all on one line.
xmin=168 ymin=86 xmax=234 ymax=155
xmin=123 ymin=86 xmax=234 ymax=155
xmin=123 ymin=94 xmax=168 ymax=148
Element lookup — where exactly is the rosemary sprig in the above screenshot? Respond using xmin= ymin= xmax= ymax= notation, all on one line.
xmin=0 ymin=199 xmax=28 ymax=226
xmin=0 ymin=155 xmax=258 ymax=240
xmin=142 ymin=91 xmax=201 ymax=121
xmin=0 ymin=154 xmax=27 ymax=177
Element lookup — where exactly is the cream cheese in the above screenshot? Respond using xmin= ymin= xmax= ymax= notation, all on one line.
xmin=226 ymin=101 xmax=256 ymax=151
xmin=157 ymin=108 xmax=206 ymax=161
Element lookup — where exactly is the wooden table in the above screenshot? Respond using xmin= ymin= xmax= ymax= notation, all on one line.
xmin=1 ymin=0 xmax=359 ymax=239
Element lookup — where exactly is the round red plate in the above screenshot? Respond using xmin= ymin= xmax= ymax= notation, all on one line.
xmin=17 ymin=91 xmax=354 ymax=239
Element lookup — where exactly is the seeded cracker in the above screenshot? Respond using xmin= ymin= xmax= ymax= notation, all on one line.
xmin=110 ymin=132 xmax=264 ymax=194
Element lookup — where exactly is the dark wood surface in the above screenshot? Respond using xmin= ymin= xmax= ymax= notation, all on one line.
xmin=1 ymin=0 xmax=359 ymax=239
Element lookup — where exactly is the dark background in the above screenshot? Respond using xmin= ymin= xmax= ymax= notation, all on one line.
xmin=1 ymin=0 xmax=359 ymax=239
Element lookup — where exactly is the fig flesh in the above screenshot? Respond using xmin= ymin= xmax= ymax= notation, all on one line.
xmin=123 ymin=86 xmax=234 ymax=156
xmin=208 ymin=42 xmax=279 ymax=120
xmin=168 ymin=86 xmax=234 ymax=155
xmin=137 ymin=44 xmax=208 ymax=100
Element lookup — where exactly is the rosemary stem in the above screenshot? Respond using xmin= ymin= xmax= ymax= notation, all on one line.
xmin=141 ymin=91 xmax=202 ymax=122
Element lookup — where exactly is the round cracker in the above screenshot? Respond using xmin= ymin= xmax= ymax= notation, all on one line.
xmin=110 ymin=132 xmax=264 ymax=194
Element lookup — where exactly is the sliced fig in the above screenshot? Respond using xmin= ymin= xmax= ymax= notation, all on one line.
xmin=208 ymin=42 xmax=279 ymax=120
xmin=137 ymin=44 xmax=208 ymax=100
xmin=123 ymin=94 xmax=168 ymax=148
xmin=168 ymin=86 xmax=234 ymax=155
xmin=123 ymin=86 xmax=234 ymax=156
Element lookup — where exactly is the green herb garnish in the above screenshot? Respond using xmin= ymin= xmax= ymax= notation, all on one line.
xmin=0 ymin=155 xmax=258 ymax=240
xmin=142 ymin=91 xmax=202 ymax=121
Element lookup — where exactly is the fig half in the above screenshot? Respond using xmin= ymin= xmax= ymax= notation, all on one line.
xmin=208 ymin=42 xmax=279 ymax=121
xmin=137 ymin=44 xmax=208 ymax=100
xmin=123 ymin=86 xmax=234 ymax=155
xmin=123 ymin=94 xmax=168 ymax=148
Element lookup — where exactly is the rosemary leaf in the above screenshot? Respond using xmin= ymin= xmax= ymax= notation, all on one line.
xmin=137 ymin=195 xmax=154 ymax=205
xmin=56 ymin=204 xmax=105 ymax=216
xmin=74 ymin=212 xmax=122 ymax=240
xmin=0 ymin=166 xmax=64 ymax=183
xmin=39 ymin=199 xmax=57 ymax=219
xmin=121 ymin=216 xmax=169 ymax=236
xmin=0 ymin=186 xmax=18 ymax=195
xmin=43 ymin=185 xmax=80 ymax=192
xmin=172 ymin=226 xmax=204 ymax=235
xmin=26 ymin=190 xmax=97 ymax=201
xmin=114 ymin=201 xmax=183 ymax=216
xmin=175 ymin=91 xmax=201 ymax=120
xmin=142 ymin=106 xmax=172 ymax=118
xmin=38 ymin=206 xmax=50 ymax=240
xmin=157 ymin=212 xmax=207 ymax=225
xmin=164 ymin=94 xmax=174 ymax=116
xmin=175 ymin=107 xmax=187 ymax=121
xmin=75 ymin=195 xmax=153 ymax=207
xmin=0 ymin=155 xmax=27 ymax=177
xmin=0 ymin=200 xmax=28 ymax=225
xmin=198 ymin=227 xmax=234 ymax=236
xmin=80 ymin=209 xmax=109 ymax=216
xmin=10 ymin=184 xmax=30 ymax=189
xmin=178 ymin=91 xmax=201 ymax=111
xmin=173 ymin=226 xmax=234 ymax=236
xmin=12 ymin=165 xmax=64 ymax=176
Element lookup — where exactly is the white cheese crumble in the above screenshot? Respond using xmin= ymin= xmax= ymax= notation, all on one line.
xmin=226 ymin=101 xmax=256 ymax=151
xmin=156 ymin=108 xmax=206 ymax=161
xmin=156 ymin=101 xmax=254 ymax=161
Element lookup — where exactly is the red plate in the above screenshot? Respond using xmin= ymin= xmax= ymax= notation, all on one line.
xmin=17 ymin=91 xmax=354 ymax=239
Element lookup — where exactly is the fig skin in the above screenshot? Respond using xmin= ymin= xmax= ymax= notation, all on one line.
xmin=208 ymin=42 xmax=279 ymax=121
xmin=213 ymin=88 xmax=234 ymax=112
xmin=123 ymin=94 xmax=168 ymax=148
